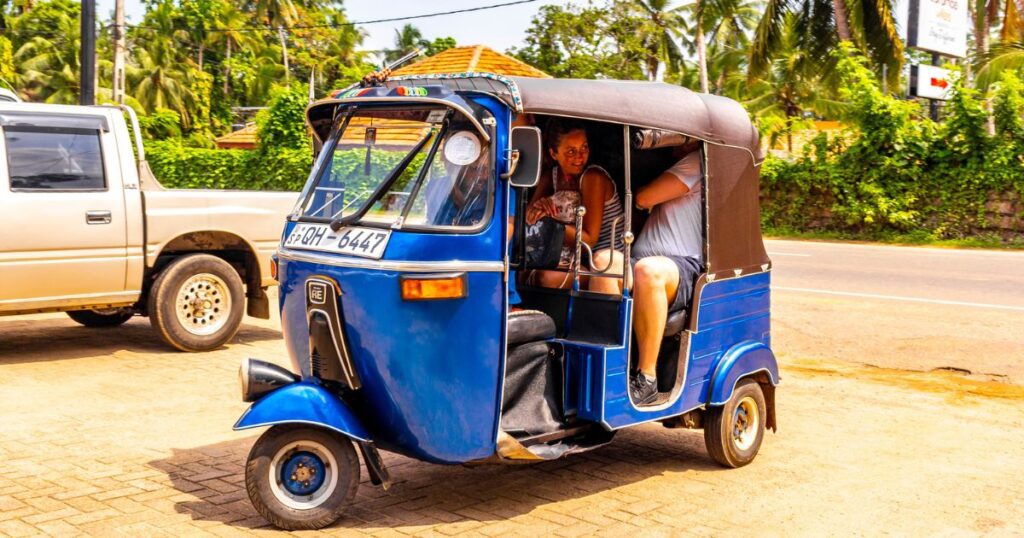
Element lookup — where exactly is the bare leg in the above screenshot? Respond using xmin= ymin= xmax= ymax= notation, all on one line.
xmin=588 ymin=249 xmax=624 ymax=295
xmin=632 ymin=257 xmax=679 ymax=378
xmin=535 ymin=269 xmax=573 ymax=289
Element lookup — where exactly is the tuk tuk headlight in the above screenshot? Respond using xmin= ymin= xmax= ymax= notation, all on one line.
xmin=239 ymin=358 xmax=299 ymax=402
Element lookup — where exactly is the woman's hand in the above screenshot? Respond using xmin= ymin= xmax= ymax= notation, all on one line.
xmin=526 ymin=197 xmax=556 ymax=225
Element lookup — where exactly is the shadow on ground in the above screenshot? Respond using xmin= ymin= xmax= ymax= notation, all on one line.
xmin=0 ymin=317 xmax=281 ymax=364
xmin=149 ymin=427 xmax=723 ymax=532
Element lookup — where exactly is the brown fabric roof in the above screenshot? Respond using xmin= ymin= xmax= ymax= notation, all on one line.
xmin=393 ymin=45 xmax=551 ymax=79
xmin=508 ymin=77 xmax=762 ymax=163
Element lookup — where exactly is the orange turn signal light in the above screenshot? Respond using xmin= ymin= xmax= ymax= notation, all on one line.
xmin=270 ymin=257 xmax=278 ymax=281
xmin=400 ymin=273 xmax=467 ymax=301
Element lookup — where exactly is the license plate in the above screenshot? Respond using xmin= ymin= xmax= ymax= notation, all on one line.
xmin=283 ymin=223 xmax=391 ymax=259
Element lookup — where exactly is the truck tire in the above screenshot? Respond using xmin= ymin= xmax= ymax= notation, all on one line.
xmin=148 ymin=254 xmax=244 ymax=352
xmin=66 ymin=308 xmax=134 ymax=327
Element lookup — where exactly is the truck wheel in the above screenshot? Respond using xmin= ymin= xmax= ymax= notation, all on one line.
xmin=703 ymin=378 xmax=766 ymax=468
xmin=66 ymin=308 xmax=134 ymax=327
xmin=246 ymin=425 xmax=360 ymax=531
xmin=148 ymin=254 xmax=244 ymax=352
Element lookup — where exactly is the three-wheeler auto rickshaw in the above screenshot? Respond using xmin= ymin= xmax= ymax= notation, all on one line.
xmin=234 ymin=73 xmax=779 ymax=530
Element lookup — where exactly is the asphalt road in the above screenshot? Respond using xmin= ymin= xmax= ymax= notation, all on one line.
xmin=766 ymin=239 xmax=1024 ymax=383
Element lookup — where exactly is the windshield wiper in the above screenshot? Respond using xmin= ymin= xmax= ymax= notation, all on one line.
xmin=329 ymin=130 xmax=436 ymax=231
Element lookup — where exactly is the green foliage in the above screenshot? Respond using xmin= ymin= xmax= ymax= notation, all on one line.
xmin=425 ymin=37 xmax=457 ymax=57
xmin=255 ymin=84 xmax=309 ymax=152
xmin=763 ymin=47 xmax=1024 ymax=241
xmin=146 ymin=139 xmax=311 ymax=191
xmin=0 ymin=36 xmax=14 ymax=82
xmin=993 ymin=71 xmax=1024 ymax=139
xmin=138 ymin=108 xmax=183 ymax=140
xmin=510 ymin=2 xmax=646 ymax=80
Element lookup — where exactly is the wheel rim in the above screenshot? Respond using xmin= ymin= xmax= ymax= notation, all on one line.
xmin=731 ymin=396 xmax=760 ymax=451
xmin=174 ymin=273 xmax=231 ymax=336
xmin=269 ymin=440 xmax=339 ymax=510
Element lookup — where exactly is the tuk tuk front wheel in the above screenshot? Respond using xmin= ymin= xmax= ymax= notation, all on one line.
xmin=703 ymin=378 xmax=766 ymax=468
xmin=245 ymin=425 xmax=360 ymax=530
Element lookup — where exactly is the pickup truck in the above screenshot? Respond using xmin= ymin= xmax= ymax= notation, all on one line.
xmin=0 ymin=101 xmax=297 ymax=351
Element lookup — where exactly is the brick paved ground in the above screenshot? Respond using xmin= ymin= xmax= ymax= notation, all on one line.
xmin=2 ymin=306 xmax=1023 ymax=536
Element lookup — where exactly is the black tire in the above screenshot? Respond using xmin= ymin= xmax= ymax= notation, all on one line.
xmin=148 ymin=253 xmax=244 ymax=352
xmin=66 ymin=308 xmax=134 ymax=327
xmin=245 ymin=425 xmax=360 ymax=531
xmin=704 ymin=378 xmax=766 ymax=468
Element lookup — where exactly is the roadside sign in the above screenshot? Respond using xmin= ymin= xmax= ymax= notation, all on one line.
xmin=907 ymin=0 xmax=968 ymax=58
xmin=910 ymin=65 xmax=953 ymax=100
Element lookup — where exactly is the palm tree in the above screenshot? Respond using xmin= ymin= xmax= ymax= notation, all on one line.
xmin=744 ymin=13 xmax=844 ymax=151
xmin=126 ymin=1 xmax=197 ymax=125
xmin=630 ymin=0 xmax=688 ymax=83
xmin=244 ymin=0 xmax=325 ymax=78
xmin=388 ymin=24 xmax=427 ymax=62
xmin=206 ymin=0 xmax=261 ymax=95
xmin=750 ymin=0 xmax=903 ymax=87
xmin=681 ymin=0 xmax=759 ymax=92
xmin=12 ymin=8 xmax=81 ymax=103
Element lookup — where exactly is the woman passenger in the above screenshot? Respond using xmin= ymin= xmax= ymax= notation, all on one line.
xmin=525 ymin=120 xmax=623 ymax=288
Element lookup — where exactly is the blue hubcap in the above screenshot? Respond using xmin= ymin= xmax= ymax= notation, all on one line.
xmin=280 ymin=451 xmax=327 ymax=496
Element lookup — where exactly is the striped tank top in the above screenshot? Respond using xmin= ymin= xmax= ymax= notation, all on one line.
xmin=552 ymin=165 xmax=624 ymax=253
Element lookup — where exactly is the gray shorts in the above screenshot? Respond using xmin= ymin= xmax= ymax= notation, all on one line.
xmin=630 ymin=255 xmax=702 ymax=313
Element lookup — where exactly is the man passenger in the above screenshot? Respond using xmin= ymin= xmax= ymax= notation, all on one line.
xmin=590 ymin=143 xmax=703 ymax=406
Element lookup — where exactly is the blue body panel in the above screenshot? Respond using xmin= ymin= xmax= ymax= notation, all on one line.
xmin=707 ymin=340 xmax=779 ymax=405
xmin=269 ymin=95 xmax=511 ymax=464
xmin=234 ymin=381 xmax=371 ymax=442
xmin=600 ymin=271 xmax=774 ymax=428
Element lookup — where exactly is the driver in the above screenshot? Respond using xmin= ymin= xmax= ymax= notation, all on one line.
xmin=424 ymin=130 xmax=490 ymax=227
xmin=589 ymin=143 xmax=703 ymax=406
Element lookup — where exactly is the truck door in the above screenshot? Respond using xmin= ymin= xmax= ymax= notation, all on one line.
xmin=0 ymin=111 xmax=130 ymax=311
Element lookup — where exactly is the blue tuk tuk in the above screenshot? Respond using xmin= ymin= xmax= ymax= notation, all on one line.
xmin=234 ymin=73 xmax=778 ymax=530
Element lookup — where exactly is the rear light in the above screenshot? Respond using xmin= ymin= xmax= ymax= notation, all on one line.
xmin=270 ymin=257 xmax=278 ymax=281
xmin=400 ymin=273 xmax=467 ymax=301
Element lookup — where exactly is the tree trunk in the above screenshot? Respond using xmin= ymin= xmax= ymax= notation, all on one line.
xmin=112 ymin=0 xmax=126 ymax=104
xmin=278 ymin=27 xmax=290 ymax=81
xmin=832 ymin=0 xmax=852 ymax=41
xmin=223 ymin=40 xmax=231 ymax=96
xmin=695 ymin=0 xmax=709 ymax=93
xmin=198 ymin=43 xmax=204 ymax=71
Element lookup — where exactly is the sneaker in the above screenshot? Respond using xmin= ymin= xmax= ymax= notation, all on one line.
xmin=629 ymin=373 xmax=658 ymax=406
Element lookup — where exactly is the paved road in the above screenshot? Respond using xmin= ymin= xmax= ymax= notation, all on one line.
xmin=766 ymin=239 xmax=1024 ymax=383
xmin=1 ymin=312 xmax=1023 ymax=536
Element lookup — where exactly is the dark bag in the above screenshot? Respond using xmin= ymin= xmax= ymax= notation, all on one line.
xmin=524 ymin=217 xmax=565 ymax=268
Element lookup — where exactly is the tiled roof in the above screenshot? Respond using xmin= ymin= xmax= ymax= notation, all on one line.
xmin=393 ymin=45 xmax=550 ymax=78
xmin=215 ymin=123 xmax=258 ymax=150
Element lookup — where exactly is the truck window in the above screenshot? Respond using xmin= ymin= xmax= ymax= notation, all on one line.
xmin=4 ymin=126 xmax=106 ymax=191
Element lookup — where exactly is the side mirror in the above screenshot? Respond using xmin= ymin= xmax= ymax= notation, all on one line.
xmin=505 ymin=126 xmax=542 ymax=188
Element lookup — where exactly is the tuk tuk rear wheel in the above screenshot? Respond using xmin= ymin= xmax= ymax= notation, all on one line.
xmin=245 ymin=425 xmax=360 ymax=530
xmin=703 ymin=378 xmax=766 ymax=468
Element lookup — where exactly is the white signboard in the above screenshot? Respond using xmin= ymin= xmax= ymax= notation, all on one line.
xmin=908 ymin=0 xmax=968 ymax=58
xmin=915 ymin=65 xmax=952 ymax=100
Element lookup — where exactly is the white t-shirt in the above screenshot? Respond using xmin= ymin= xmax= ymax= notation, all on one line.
xmin=632 ymin=152 xmax=703 ymax=262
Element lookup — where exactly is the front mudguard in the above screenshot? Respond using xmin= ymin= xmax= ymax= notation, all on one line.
xmin=234 ymin=381 xmax=370 ymax=442
xmin=707 ymin=341 xmax=780 ymax=431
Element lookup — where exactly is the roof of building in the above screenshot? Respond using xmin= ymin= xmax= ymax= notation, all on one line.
xmin=392 ymin=45 xmax=550 ymax=79
xmin=215 ymin=123 xmax=258 ymax=150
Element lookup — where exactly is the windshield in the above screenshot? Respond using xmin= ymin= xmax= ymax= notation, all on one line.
xmin=298 ymin=106 xmax=493 ymax=230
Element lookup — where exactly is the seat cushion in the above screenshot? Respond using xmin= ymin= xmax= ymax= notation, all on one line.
xmin=507 ymin=310 xmax=556 ymax=346
xmin=664 ymin=310 xmax=687 ymax=337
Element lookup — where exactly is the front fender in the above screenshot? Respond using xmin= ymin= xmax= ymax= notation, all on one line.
xmin=233 ymin=381 xmax=370 ymax=442
xmin=707 ymin=340 xmax=779 ymax=406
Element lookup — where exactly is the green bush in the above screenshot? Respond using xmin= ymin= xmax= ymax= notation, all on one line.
xmin=146 ymin=140 xmax=312 ymax=191
xmin=763 ymin=44 xmax=1024 ymax=240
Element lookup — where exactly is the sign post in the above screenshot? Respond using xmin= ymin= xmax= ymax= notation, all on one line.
xmin=906 ymin=0 xmax=968 ymax=120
